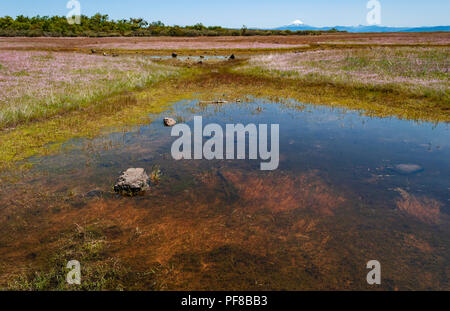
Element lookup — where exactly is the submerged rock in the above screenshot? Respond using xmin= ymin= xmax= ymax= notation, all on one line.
xmin=85 ymin=190 xmax=105 ymax=198
xmin=85 ymin=190 xmax=117 ymax=199
xmin=199 ymin=100 xmax=228 ymax=104
xmin=164 ymin=117 xmax=177 ymax=127
xmin=392 ymin=164 xmax=424 ymax=175
xmin=114 ymin=168 xmax=150 ymax=196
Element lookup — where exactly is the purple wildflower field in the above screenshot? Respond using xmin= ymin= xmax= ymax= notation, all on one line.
xmin=1 ymin=32 xmax=448 ymax=51
xmin=0 ymin=50 xmax=177 ymax=127
xmin=247 ymin=47 xmax=450 ymax=93
xmin=0 ymin=37 xmax=307 ymax=50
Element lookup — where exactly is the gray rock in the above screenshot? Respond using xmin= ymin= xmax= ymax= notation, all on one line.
xmin=164 ymin=117 xmax=177 ymax=127
xmin=199 ymin=100 xmax=228 ymax=104
xmin=85 ymin=190 xmax=104 ymax=198
xmin=114 ymin=168 xmax=150 ymax=196
xmin=393 ymin=164 xmax=424 ymax=175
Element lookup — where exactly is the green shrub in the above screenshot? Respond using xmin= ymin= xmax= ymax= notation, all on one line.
xmin=0 ymin=14 xmax=335 ymax=37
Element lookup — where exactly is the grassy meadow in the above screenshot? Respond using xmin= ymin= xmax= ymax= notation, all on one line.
xmin=244 ymin=47 xmax=449 ymax=96
xmin=0 ymin=51 xmax=182 ymax=129
xmin=0 ymin=38 xmax=449 ymax=171
xmin=242 ymin=47 xmax=449 ymax=114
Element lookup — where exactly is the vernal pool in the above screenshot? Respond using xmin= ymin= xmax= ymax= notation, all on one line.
xmin=0 ymin=98 xmax=448 ymax=290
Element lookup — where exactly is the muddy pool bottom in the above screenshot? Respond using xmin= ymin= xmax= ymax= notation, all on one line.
xmin=0 ymin=98 xmax=448 ymax=290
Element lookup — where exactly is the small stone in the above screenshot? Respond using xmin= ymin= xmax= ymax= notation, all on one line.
xmin=85 ymin=190 xmax=104 ymax=198
xmin=229 ymin=54 xmax=235 ymax=60
xmin=114 ymin=168 xmax=150 ymax=196
xmin=393 ymin=164 xmax=424 ymax=175
xmin=91 ymin=49 xmax=97 ymax=54
xmin=172 ymin=53 xmax=178 ymax=58
xmin=164 ymin=117 xmax=177 ymax=127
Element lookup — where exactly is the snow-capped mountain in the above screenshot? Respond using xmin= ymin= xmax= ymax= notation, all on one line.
xmin=290 ymin=19 xmax=304 ymax=26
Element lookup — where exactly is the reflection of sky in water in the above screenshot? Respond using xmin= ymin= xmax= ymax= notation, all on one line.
xmin=6 ymin=97 xmax=448 ymax=291
xmin=29 ymin=98 xmax=450 ymax=211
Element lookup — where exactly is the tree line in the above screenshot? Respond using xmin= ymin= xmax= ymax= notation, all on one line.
xmin=0 ymin=14 xmax=339 ymax=37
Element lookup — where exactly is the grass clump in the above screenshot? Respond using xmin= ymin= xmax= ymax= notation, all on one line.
xmin=149 ymin=165 xmax=162 ymax=185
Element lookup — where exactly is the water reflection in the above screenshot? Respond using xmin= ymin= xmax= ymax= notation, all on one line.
xmin=0 ymin=98 xmax=448 ymax=290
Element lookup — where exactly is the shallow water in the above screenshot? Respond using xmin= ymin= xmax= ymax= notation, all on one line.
xmin=148 ymin=55 xmax=228 ymax=61
xmin=0 ymin=98 xmax=449 ymax=290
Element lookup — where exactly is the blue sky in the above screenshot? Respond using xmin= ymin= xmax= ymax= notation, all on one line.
xmin=1 ymin=0 xmax=449 ymax=28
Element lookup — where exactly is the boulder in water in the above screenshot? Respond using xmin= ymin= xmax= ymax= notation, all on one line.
xmin=114 ymin=168 xmax=150 ymax=196
xmin=393 ymin=164 xmax=424 ymax=175
xmin=164 ymin=117 xmax=177 ymax=127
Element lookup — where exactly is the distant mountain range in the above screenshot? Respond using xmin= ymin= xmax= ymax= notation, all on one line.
xmin=274 ymin=21 xmax=450 ymax=33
